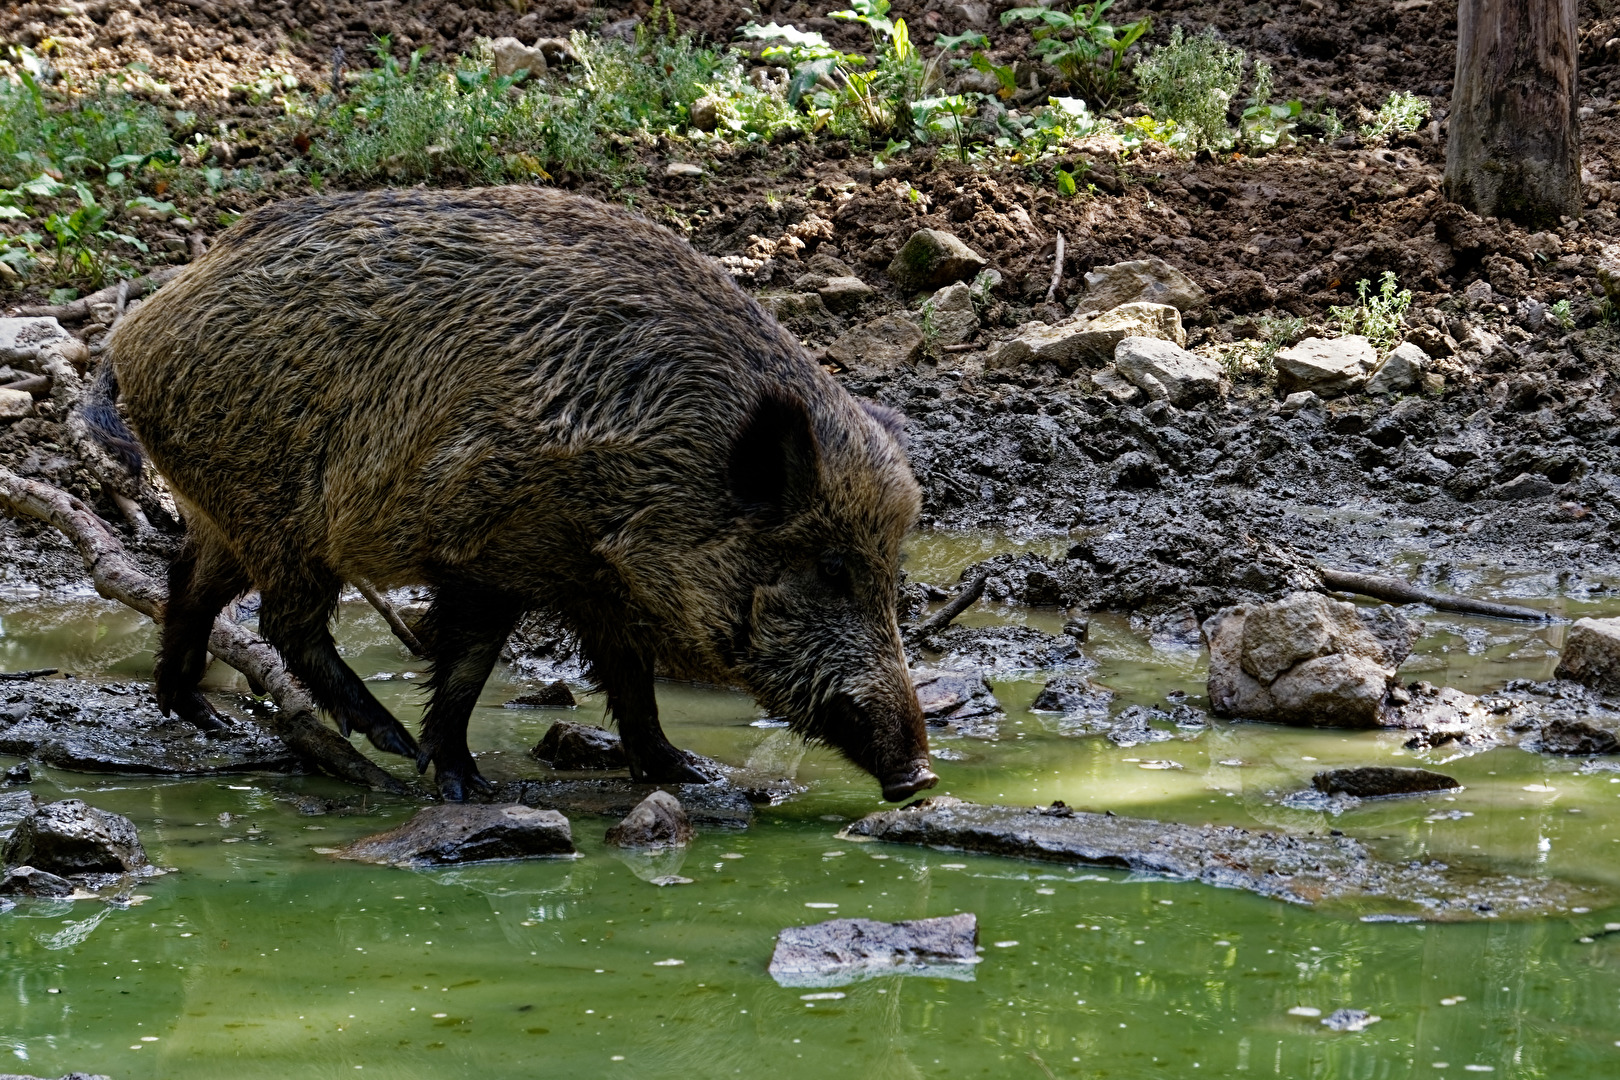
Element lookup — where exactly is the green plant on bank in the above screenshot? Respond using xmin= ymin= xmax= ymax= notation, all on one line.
xmin=1134 ymin=25 xmax=1243 ymax=151
xmin=1327 ymin=272 xmax=1413 ymax=351
xmin=1548 ymin=298 xmax=1574 ymax=330
xmin=1360 ymin=90 xmax=1428 ymax=141
xmin=1238 ymin=61 xmax=1299 ymax=150
xmin=1000 ymin=0 xmax=1149 ymax=107
xmin=1255 ymin=314 xmax=1306 ymax=365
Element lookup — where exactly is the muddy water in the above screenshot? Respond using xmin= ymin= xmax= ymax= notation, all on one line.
xmin=3 ymin=541 xmax=1620 ymax=1078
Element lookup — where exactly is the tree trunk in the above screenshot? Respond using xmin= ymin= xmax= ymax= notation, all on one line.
xmin=1445 ymin=0 xmax=1580 ymax=228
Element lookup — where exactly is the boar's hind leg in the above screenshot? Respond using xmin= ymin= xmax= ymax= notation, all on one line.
xmin=257 ymin=575 xmax=419 ymax=759
xmin=414 ymin=590 xmax=526 ymax=802
xmin=588 ymin=642 xmax=714 ymax=785
xmin=155 ymin=532 xmax=251 ymax=730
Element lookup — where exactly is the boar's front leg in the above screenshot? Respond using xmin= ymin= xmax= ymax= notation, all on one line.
xmin=415 ymin=589 xmax=526 ymax=802
xmin=586 ymin=640 xmax=714 ymax=785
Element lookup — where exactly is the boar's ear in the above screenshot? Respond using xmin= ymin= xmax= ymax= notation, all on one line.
xmin=730 ymin=391 xmax=819 ymax=518
xmin=859 ymin=399 xmax=908 ymax=450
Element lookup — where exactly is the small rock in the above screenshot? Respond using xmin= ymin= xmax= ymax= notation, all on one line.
xmin=0 ymin=316 xmax=85 ymax=370
xmin=1533 ymin=717 xmax=1620 ymax=755
xmin=1320 ymin=1008 xmax=1380 ymax=1032
xmin=532 ymin=721 xmax=628 ymax=770
xmin=808 ymin=252 xmax=854 ymax=277
xmin=1366 ymin=342 xmax=1427 ymax=395
xmin=1278 ymin=390 xmax=1322 ymax=416
xmin=924 ymin=281 xmax=980 ymax=345
xmin=1312 ymin=766 xmax=1460 ymax=798
xmin=604 ymin=790 xmax=694 ymax=849
xmin=2 ymin=799 xmax=148 ymax=876
xmin=912 ymin=668 xmax=1000 ymax=727
xmin=1273 ymin=336 xmax=1378 ymax=396
xmin=1204 ymin=592 xmax=1417 ymax=727
xmin=887 ymin=229 xmax=987 ymax=292
xmin=1404 ymin=323 xmax=1456 ymax=357
xmin=665 ymin=162 xmax=704 ymax=178
xmin=3 ymin=763 xmax=30 ymax=784
xmin=826 ymin=313 xmax=924 ymax=370
xmin=1113 ymin=336 xmax=1223 ymax=407
xmin=535 ymin=37 xmax=578 ymax=66
xmin=1079 ymin=256 xmax=1207 ymax=313
xmin=688 ymin=95 xmax=723 ymax=132
xmin=0 ymin=388 xmax=33 ymax=421
xmin=337 ymin=804 xmax=574 ymax=867
xmin=489 ymin=37 xmax=547 ymax=79
xmin=768 ymin=913 xmax=979 ymax=986
xmin=1555 ymin=618 xmax=1620 ymax=694
xmin=946 ymin=0 xmax=991 ymax=26
xmin=990 ymin=303 xmax=1184 ymax=373
xmin=1490 ymin=472 xmax=1555 ymax=501
xmin=0 ymin=864 xmax=73 ymax=898
xmin=504 ymin=681 xmax=577 ymax=709
xmin=759 ymin=292 xmax=831 ymax=322
xmin=1030 ymin=673 xmax=1113 ymax=720
xmin=818 ymin=275 xmax=874 ymax=313
xmin=1089 ymin=365 xmax=1144 ymax=405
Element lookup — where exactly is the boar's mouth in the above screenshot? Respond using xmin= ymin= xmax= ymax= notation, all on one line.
xmin=880 ymin=761 xmax=939 ymax=802
xmin=812 ymin=691 xmax=937 ymax=802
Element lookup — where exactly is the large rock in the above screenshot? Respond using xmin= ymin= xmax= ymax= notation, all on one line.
xmin=1366 ymin=341 xmax=1426 ymax=395
xmin=0 ymin=865 xmax=73 ymax=898
xmin=989 ymin=303 xmax=1184 ymax=373
xmin=825 ymin=313 xmax=924 ymax=370
xmin=1273 ymin=336 xmax=1378 ymax=396
xmin=842 ymin=796 xmax=1596 ymax=918
xmin=1554 ymin=618 xmax=1620 ymax=694
xmin=337 ymin=804 xmax=575 ymax=867
xmin=0 ymin=388 xmax=32 ymax=421
xmin=490 ymin=37 xmax=547 ymax=79
xmin=1311 ymin=766 xmax=1459 ymax=798
xmin=887 ymin=229 xmax=987 ymax=292
xmin=1079 ymin=257 xmax=1206 ymax=313
xmin=0 ymin=317 xmax=78 ymax=369
xmin=1113 ymin=336 xmax=1223 ymax=407
xmin=818 ymin=275 xmax=874 ymax=313
xmin=531 ymin=721 xmax=627 ymax=770
xmin=3 ymin=799 xmax=148 ymax=875
xmin=604 ymin=790 xmax=694 ymax=849
xmin=1203 ymin=591 xmax=1418 ymax=726
xmin=758 ymin=292 xmax=830 ymax=323
xmin=924 ymin=281 xmax=980 ymax=345
xmin=768 ymin=913 xmax=979 ymax=987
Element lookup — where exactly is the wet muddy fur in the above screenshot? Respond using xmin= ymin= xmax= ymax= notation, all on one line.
xmin=106 ymin=186 xmax=938 ymax=801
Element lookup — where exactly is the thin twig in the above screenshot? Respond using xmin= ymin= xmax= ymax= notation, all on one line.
xmin=355 ymin=578 xmax=427 ymax=658
xmin=1044 ymin=231 xmax=1066 ymax=305
xmin=910 ymin=571 xmax=989 ymax=639
xmin=0 ymin=466 xmax=410 ymax=793
xmin=16 ymin=266 xmax=182 ymax=321
xmin=1317 ymin=567 xmax=1548 ymax=622
xmin=941 ymin=343 xmax=980 ymax=354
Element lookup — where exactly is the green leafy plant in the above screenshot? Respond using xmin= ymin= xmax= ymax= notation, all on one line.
xmin=1255 ymin=314 xmax=1306 ymax=366
xmin=1134 ymin=25 xmax=1243 ymax=151
xmin=35 ymin=180 xmax=146 ymax=287
xmin=969 ymin=52 xmax=1017 ymax=101
xmin=1237 ymin=61 xmax=1300 ymax=151
xmin=744 ymin=7 xmax=928 ymax=137
xmin=1000 ymin=0 xmax=1149 ymax=106
xmin=1360 ymin=90 xmax=1428 ymax=141
xmin=1549 ymin=298 xmax=1574 ymax=330
xmin=1327 ymin=272 xmax=1413 ymax=351
xmin=912 ymin=93 xmax=977 ymax=162
xmin=934 ymin=30 xmax=990 ymax=53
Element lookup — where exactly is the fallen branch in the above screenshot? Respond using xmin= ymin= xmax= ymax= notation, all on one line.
xmin=355 ymin=577 xmax=426 ymax=657
xmin=1044 ymin=231 xmax=1066 ymax=305
xmin=16 ymin=266 xmax=183 ymax=322
xmin=1317 ymin=567 xmax=1548 ymax=622
xmin=941 ymin=343 xmax=980 ymax=354
xmin=0 ymin=466 xmax=409 ymax=793
xmin=910 ymin=571 xmax=989 ymax=639
xmin=0 ymin=668 xmax=57 ymax=681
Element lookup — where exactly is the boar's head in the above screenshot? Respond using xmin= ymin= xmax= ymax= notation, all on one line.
xmin=719 ymin=390 xmax=936 ymax=802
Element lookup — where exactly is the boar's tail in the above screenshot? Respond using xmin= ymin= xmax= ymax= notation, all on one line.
xmin=81 ymin=356 xmax=143 ymax=477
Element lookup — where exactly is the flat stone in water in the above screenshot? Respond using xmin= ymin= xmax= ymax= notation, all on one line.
xmin=1320 ymin=1008 xmax=1380 ymax=1032
xmin=768 ymin=913 xmax=979 ymax=988
xmin=491 ymin=778 xmax=754 ymax=827
xmin=0 ymin=679 xmax=302 ymax=776
xmin=1312 ymin=766 xmax=1460 ymax=798
xmin=337 ymin=803 xmax=575 ymax=867
xmin=504 ymin=680 xmax=578 ymax=709
xmin=843 ymin=797 xmax=1600 ymax=920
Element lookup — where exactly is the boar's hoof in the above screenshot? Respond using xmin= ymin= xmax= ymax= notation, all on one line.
xmin=165 ymin=689 xmax=231 ymax=732
xmin=360 ymin=717 xmax=419 ymax=759
xmin=880 ymin=763 xmax=940 ymax=802
xmin=434 ymin=766 xmax=495 ymax=804
xmin=628 ymin=747 xmax=716 ymax=786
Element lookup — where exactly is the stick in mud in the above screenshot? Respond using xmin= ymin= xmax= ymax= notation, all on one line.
xmin=1044 ymin=231 xmax=1066 ymax=305
xmin=0 ymin=465 xmax=411 ymax=794
xmin=354 ymin=577 xmax=427 ymax=657
xmin=1317 ymin=567 xmax=1548 ymax=622
xmin=15 ymin=266 xmax=183 ymax=322
xmin=0 ymin=668 xmax=58 ymax=681
xmin=909 ymin=571 xmax=989 ymax=639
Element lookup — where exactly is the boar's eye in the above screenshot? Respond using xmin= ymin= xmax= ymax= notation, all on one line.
xmin=817 ymin=551 xmax=847 ymax=586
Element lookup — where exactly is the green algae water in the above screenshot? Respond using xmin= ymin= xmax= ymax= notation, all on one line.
xmin=4 ymin=547 xmax=1620 ymax=1078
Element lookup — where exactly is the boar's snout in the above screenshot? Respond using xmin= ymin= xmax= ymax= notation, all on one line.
xmin=881 ymin=759 xmax=939 ymax=802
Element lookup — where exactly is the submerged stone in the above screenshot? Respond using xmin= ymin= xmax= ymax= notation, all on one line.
xmin=843 ymin=796 xmax=1598 ymax=919
xmin=1311 ymin=766 xmax=1460 ymax=799
xmin=768 ymin=913 xmax=979 ymax=987
xmin=337 ymin=804 xmax=575 ymax=867
xmin=491 ymin=778 xmax=755 ymax=828
xmin=504 ymin=681 xmax=577 ymax=709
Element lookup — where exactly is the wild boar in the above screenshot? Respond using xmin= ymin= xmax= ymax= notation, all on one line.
xmin=95 ymin=187 xmax=938 ymax=802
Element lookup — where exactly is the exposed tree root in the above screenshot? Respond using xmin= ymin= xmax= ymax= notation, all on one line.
xmin=0 ymin=466 xmax=411 ymax=794
xmin=1318 ymin=567 xmax=1549 ymax=622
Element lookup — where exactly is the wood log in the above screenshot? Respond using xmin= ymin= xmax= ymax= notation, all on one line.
xmin=0 ymin=466 xmax=410 ymax=793
xmin=910 ymin=571 xmax=989 ymax=638
xmin=1444 ymin=0 xmax=1580 ymax=226
xmin=355 ymin=577 xmax=427 ymax=657
xmin=1317 ymin=567 xmax=1548 ymax=622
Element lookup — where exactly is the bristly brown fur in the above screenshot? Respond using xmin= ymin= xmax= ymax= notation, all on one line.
xmin=110 ymin=186 xmax=935 ymax=800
